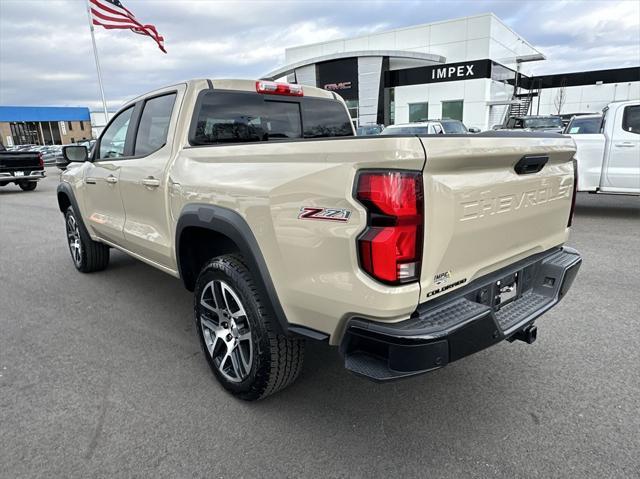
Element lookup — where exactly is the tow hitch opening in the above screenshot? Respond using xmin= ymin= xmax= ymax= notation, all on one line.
xmin=511 ymin=325 xmax=538 ymax=344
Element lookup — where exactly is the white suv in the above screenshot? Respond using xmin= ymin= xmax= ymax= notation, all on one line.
xmin=380 ymin=121 xmax=445 ymax=135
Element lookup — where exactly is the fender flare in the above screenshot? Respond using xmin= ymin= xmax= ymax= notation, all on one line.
xmin=176 ymin=203 xmax=290 ymax=335
xmin=57 ymin=182 xmax=92 ymax=239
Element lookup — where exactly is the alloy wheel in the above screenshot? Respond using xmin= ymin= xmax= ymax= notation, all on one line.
xmin=66 ymin=214 xmax=82 ymax=267
xmin=198 ymin=280 xmax=253 ymax=383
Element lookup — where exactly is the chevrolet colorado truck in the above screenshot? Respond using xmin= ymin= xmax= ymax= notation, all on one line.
xmin=0 ymin=142 xmax=45 ymax=191
xmin=57 ymin=79 xmax=582 ymax=400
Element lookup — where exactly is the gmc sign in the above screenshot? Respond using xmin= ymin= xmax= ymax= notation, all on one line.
xmin=316 ymin=58 xmax=359 ymax=100
xmin=324 ymin=82 xmax=352 ymax=91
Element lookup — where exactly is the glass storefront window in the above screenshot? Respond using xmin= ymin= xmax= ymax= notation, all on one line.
xmin=409 ymin=102 xmax=428 ymax=122
xmin=345 ymin=99 xmax=359 ymax=120
xmin=442 ymin=100 xmax=464 ymax=121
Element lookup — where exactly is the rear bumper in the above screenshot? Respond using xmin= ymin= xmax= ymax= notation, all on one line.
xmin=0 ymin=170 xmax=45 ymax=183
xmin=340 ymin=246 xmax=582 ymax=381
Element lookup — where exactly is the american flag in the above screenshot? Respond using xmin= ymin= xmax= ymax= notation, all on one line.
xmin=89 ymin=0 xmax=166 ymax=53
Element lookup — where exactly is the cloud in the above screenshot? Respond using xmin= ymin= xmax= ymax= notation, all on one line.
xmin=0 ymin=0 xmax=638 ymax=110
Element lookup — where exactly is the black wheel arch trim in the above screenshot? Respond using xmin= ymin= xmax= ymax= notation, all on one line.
xmin=57 ymin=182 xmax=92 ymax=239
xmin=176 ymin=203 xmax=290 ymax=335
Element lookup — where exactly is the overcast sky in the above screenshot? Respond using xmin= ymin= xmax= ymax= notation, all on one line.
xmin=0 ymin=0 xmax=638 ymax=110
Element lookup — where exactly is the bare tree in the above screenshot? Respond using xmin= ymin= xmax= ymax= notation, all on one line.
xmin=554 ymin=79 xmax=568 ymax=115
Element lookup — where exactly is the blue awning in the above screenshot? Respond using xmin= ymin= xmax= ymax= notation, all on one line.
xmin=0 ymin=106 xmax=91 ymax=122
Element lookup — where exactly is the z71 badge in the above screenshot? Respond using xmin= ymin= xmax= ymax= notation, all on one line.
xmin=298 ymin=207 xmax=352 ymax=222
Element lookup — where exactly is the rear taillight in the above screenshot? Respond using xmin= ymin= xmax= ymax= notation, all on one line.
xmin=568 ymin=158 xmax=578 ymax=227
xmin=355 ymin=171 xmax=423 ymax=284
xmin=38 ymin=153 xmax=44 ymax=168
xmin=256 ymin=80 xmax=303 ymax=97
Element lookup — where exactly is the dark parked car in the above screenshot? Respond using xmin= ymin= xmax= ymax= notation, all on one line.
xmin=0 ymin=142 xmax=45 ymax=191
xmin=502 ymin=115 xmax=564 ymax=134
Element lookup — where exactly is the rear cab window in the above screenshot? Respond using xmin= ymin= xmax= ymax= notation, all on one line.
xmin=565 ymin=116 xmax=602 ymax=134
xmin=622 ymin=105 xmax=640 ymax=134
xmin=190 ymin=90 xmax=353 ymax=145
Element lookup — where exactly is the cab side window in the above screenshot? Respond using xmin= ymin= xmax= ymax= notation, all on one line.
xmin=622 ymin=105 xmax=640 ymax=134
xmin=99 ymin=107 xmax=134 ymax=159
xmin=134 ymin=93 xmax=177 ymax=155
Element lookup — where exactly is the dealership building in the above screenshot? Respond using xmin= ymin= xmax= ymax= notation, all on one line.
xmin=263 ymin=13 xmax=640 ymax=130
xmin=0 ymin=106 xmax=92 ymax=147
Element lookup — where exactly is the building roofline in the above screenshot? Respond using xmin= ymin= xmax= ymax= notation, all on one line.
xmin=285 ymin=13 xmax=496 ymax=53
xmin=262 ymin=50 xmax=446 ymax=81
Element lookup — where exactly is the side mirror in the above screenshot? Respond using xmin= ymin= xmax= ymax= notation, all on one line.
xmin=468 ymin=127 xmax=481 ymax=133
xmin=63 ymin=145 xmax=89 ymax=162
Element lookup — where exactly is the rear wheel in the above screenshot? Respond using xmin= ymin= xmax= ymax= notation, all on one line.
xmin=64 ymin=206 xmax=110 ymax=273
xmin=18 ymin=181 xmax=37 ymax=191
xmin=194 ymin=255 xmax=304 ymax=400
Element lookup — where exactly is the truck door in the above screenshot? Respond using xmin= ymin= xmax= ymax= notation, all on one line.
xmin=603 ymin=103 xmax=640 ymax=191
xmin=83 ymin=106 xmax=133 ymax=245
xmin=117 ymin=90 xmax=180 ymax=269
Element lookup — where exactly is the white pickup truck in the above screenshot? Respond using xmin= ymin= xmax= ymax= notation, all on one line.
xmin=568 ymin=100 xmax=640 ymax=195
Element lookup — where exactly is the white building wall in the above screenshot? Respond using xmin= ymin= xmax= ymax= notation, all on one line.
xmin=535 ymin=82 xmax=640 ymax=115
xmin=294 ymin=64 xmax=316 ymax=87
xmin=357 ymin=56 xmax=383 ymax=125
xmin=394 ymin=78 xmax=491 ymax=130
xmin=285 ymin=13 xmax=539 ymax=65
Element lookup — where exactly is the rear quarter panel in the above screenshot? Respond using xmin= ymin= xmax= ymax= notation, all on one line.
xmin=171 ymin=137 xmax=425 ymax=343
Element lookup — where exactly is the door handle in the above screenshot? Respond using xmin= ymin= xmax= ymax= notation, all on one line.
xmin=615 ymin=142 xmax=635 ymax=147
xmin=86 ymin=178 xmax=97 ymax=185
xmin=142 ymin=177 xmax=160 ymax=188
xmin=105 ymin=175 xmax=118 ymax=184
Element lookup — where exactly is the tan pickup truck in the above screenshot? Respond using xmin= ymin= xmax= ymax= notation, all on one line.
xmin=58 ymin=79 xmax=582 ymax=400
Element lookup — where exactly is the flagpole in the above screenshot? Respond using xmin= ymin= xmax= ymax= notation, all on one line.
xmin=85 ymin=0 xmax=109 ymax=122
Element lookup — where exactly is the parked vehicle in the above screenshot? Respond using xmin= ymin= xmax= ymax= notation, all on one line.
xmin=381 ymin=121 xmax=444 ymax=135
xmin=564 ymin=114 xmax=602 ymax=135
xmin=0 ymin=142 xmax=45 ymax=191
xmin=39 ymin=145 xmax=64 ymax=165
xmin=560 ymin=112 xmax=592 ymax=128
xmin=57 ymin=79 xmax=581 ymax=400
xmin=434 ymin=118 xmax=481 ymax=134
xmin=356 ymin=124 xmax=384 ymax=136
xmin=502 ymin=115 xmax=564 ymax=134
xmin=569 ymin=100 xmax=640 ymax=195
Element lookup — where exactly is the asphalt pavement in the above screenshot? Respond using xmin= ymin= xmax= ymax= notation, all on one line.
xmin=1 ymin=171 xmax=639 ymax=478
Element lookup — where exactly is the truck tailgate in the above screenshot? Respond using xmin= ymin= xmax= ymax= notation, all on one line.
xmin=418 ymin=134 xmax=576 ymax=302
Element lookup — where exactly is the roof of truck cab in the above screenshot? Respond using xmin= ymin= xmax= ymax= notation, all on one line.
xmin=125 ymin=79 xmax=336 ymax=106
xmin=209 ymin=79 xmax=335 ymax=99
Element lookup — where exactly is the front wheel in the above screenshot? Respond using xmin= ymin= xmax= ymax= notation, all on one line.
xmin=194 ymin=255 xmax=305 ymax=400
xmin=18 ymin=181 xmax=38 ymax=191
xmin=64 ymin=206 xmax=110 ymax=273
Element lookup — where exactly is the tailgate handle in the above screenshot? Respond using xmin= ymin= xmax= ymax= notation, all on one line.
xmin=515 ymin=155 xmax=548 ymax=175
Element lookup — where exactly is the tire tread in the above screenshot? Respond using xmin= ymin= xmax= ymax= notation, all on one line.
xmin=196 ymin=254 xmax=304 ymax=400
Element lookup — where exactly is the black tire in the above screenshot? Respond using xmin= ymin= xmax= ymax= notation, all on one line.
xmin=194 ymin=255 xmax=304 ymax=401
xmin=18 ymin=181 xmax=38 ymax=191
xmin=64 ymin=206 xmax=110 ymax=273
